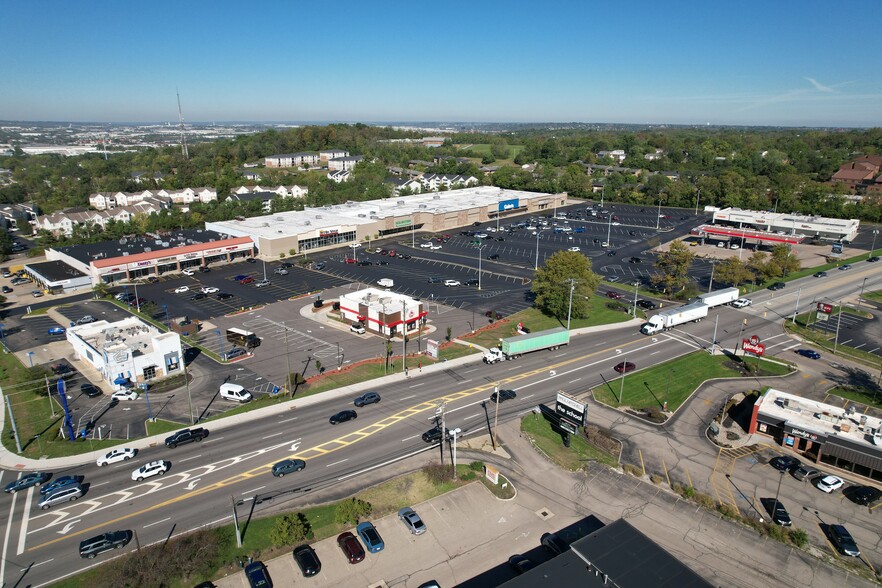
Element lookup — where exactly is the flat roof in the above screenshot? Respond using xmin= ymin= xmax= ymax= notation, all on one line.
xmin=25 ymin=259 xmax=88 ymax=282
xmin=52 ymin=229 xmax=243 ymax=265
xmin=713 ymin=207 xmax=860 ymax=231
xmin=340 ymin=287 xmax=422 ymax=314
xmin=756 ymin=388 xmax=882 ymax=449
xmin=69 ymin=316 xmax=175 ymax=358
xmin=206 ymin=186 xmax=553 ymax=241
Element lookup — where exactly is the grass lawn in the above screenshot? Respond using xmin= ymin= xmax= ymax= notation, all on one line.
xmin=461 ymin=299 xmax=632 ymax=350
xmin=865 ymin=289 xmax=882 ymax=302
xmin=828 ymin=386 xmax=882 ymax=410
xmin=520 ymin=413 xmax=619 ymax=470
xmin=592 ymin=352 xmax=792 ymax=411
xmin=456 ymin=143 xmax=525 ymax=160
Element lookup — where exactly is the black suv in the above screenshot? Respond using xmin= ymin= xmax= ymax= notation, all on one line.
xmin=769 ymin=282 xmax=786 ymax=290
xmin=464 ymin=279 xmax=479 ymax=286
xmin=164 ymin=428 xmax=208 ymax=448
xmin=636 ymin=300 xmax=656 ymax=310
xmin=422 ymin=426 xmax=450 ymax=443
xmin=79 ymin=530 xmax=133 ymax=558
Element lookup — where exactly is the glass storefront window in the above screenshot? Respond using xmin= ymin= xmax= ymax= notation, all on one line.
xmin=299 ymin=231 xmax=356 ymax=252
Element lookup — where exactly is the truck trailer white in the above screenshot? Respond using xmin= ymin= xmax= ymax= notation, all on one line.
xmin=695 ymin=287 xmax=740 ymax=308
xmin=640 ymin=301 xmax=709 ymax=335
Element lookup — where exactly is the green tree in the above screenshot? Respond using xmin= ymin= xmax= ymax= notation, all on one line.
xmin=651 ymin=240 xmax=695 ymax=294
xmin=766 ymin=244 xmax=801 ymax=278
xmin=334 ymin=498 xmax=372 ymax=525
xmin=713 ymin=258 xmax=755 ymax=287
xmin=747 ymin=250 xmax=771 ymax=282
xmin=269 ymin=513 xmax=311 ymax=547
xmin=531 ymin=251 xmax=600 ymax=320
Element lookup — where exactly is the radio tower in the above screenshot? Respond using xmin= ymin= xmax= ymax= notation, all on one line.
xmin=177 ymin=88 xmax=189 ymax=160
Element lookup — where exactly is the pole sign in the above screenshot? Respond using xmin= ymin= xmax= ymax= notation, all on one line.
xmin=555 ymin=392 xmax=587 ymax=427
xmin=817 ymin=302 xmax=833 ymax=314
xmin=742 ymin=335 xmax=765 ymax=356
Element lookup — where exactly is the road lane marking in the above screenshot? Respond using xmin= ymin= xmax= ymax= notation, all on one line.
xmin=29 ymin=558 xmax=53 ymax=569
xmin=326 ymin=459 xmax=349 ymax=468
xmin=178 ymin=454 xmax=203 ymax=463
xmin=143 ymin=517 xmax=171 ymax=529
xmin=241 ymin=487 xmax=265 ymax=496
xmin=464 ymin=414 xmax=480 ymax=420
xmin=17 ymin=487 xmax=34 ymax=555
xmin=569 ymin=378 xmax=581 ymax=383
xmin=401 ymin=435 xmax=420 ymax=442
xmin=262 ymin=432 xmax=284 ymax=439
xmin=408 ymin=383 xmax=425 ymax=388
xmin=400 ymin=395 xmax=416 ymax=400
xmin=1 ymin=484 xmax=19 ymax=582
xmin=278 ymin=416 xmax=298 ymax=423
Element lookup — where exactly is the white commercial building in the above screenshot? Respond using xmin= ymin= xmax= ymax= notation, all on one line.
xmin=67 ymin=317 xmax=184 ymax=388
xmin=338 ymin=288 xmax=426 ymax=337
xmin=205 ymin=186 xmax=561 ymax=258
xmin=712 ymin=208 xmax=860 ymax=241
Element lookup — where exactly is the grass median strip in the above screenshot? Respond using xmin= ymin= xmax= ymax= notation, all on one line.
xmin=521 ymin=413 xmax=619 ymax=470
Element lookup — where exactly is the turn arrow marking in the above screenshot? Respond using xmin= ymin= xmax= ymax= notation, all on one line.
xmin=57 ymin=520 xmax=80 ymax=535
xmin=186 ymin=479 xmax=200 ymax=491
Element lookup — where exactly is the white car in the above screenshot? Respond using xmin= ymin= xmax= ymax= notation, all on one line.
xmin=274 ymin=268 xmax=288 ymax=275
xmin=111 ymin=390 xmax=139 ymax=401
xmin=816 ymin=475 xmax=844 ymax=493
xmin=430 ymin=245 xmax=442 ymax=250
xmin=568 ymin=246 xmax=581 ymax=252
xmin=219 ymin=383 xmax=253 ymax=403
xmin=377 ymin=278 xmax=394 ymax=288
xmin=255 ymin=279 xmax=271 ymax=288
xmin=201 ymin=286 xmax=219 ymax=294
xmin=96 ymin=447 xmax=137 ymax=467
xmin=350 ymin=243 xmax=361 ymax=248
xmin=732 ymin=298 xmax=752 ymax=308
xmin=475 ymin=233 xmax=488 ymax=239
xmin=420 ymin=242 xmax=433 ymax=248
xmin=350 ymin=323 xmax=366 ymax=334
xmin=174 ymin=286 xmax=189 ymax=294
xmin=729 ymin=243 xmax=740 ymax=250
xmin=444 ymin=280 xmax=460 ymax=287
xmin=132 ymin=460 xmax=169 ymax=482
xmin=181 ymin=269 xmax=195 ymax=276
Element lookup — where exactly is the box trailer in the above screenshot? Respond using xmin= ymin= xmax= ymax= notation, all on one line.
xmin=483 ymin=327 xmax=570 ymax=364
xmin=696 ymin=287 xmax=740 ymax=308
xmin=640 ymin=302 xmax=708 ymax=335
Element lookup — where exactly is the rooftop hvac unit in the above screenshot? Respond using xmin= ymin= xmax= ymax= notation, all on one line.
xmin=304 ymin=220 xmax=311 ymax=225
xmin=397 ymin=200 xmax=405 ymax=206
xmin=315 ymin=215 xmax=322 ymax=219
xmin=358 ymin=214 xmax=366 ymax=218
xmin=433 ymin=195 xmax=441 ymax=199
xmin=419 ymin=204 xmax=427 ymax=209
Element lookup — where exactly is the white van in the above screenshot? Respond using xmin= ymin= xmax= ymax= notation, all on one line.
xmin=219 ymin=383 xmax=253 ymax=403
xmin=377 ymin=278 xmax=394 ymax=288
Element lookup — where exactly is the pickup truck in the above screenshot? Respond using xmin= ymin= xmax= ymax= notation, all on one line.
xmin=164 ymin=427 xmax=208 ymax=448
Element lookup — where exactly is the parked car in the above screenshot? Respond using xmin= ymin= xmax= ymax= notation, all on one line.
xmin=464 ymin=279 xmax=479 ymax=286
xmin=174 ymin=286 xmax=190 ymax=294
xmin=240 ymin=276 xmax=255 ymax=284
xmin=816 ymin=475 xmax=844 ymax=493
xmin=96 ymin=448 xmax=137 ymax=467
xmin=350 ymin=323 xmax=366 ymax=334
xmin=490 ymin=389 xmax=517 ymax=403
xmin=79 ymin=531 xmax=133 ymax=559
xmin=540 ymin=532 xmax=569 ymax=555
xmin=508 ymin=554 xmax=538 ymax=575
xmin=731 ymin=298 xmax=752 ymax=308
xmin=427 ymin=276 xmax=443 ymax=283
xmin=769 ymin=456 xmax=800 ymax=471
xmin=182 ymin=269 xmax=195 ymax=276
xmin=613 ymin=361 xmax=636 ymax=373
xmin=219 ymin=383 xmax=253 ymax=403
xmin=847 ymin=485 xmax=882 ymax=506
xmin=76 ymin=315 xmax=95 ymax=324
xmin=222 ymin=347 xmax=248 ymax=361
xmin=39 ymin=484 xmax=83 ymax=509
xmin=356 ymin=521 xmax=385 ymax=553
xmin=330 ymin=410 xmax=357 ymax=425
xmin=354 ymin=392 xmax=381 ymax=407
xmin=190 ymin=292 xmax=206 ymax=300
xmin=217 ymin=292 xmax=234 ymax=300
xmin=398 ymin=507 xmax=426 ymax=535
xmin=313 ymin=262 xmax=326 ymax=270
xmin=792 ymin=466 xmax=819 ymax=481
xmin=444 ymin=279 xmax=461 ymax=287
xmin=272 ymin=459 xmax=306 ymax=477
xmin=487 ymin=253 xmax=500 ymax=259
xmin=292 ymin=544 xmax=321 ymax=577
xmin=48 ymin=326 xmax=66 ymax=336
xmin=796 ymin=349 xmax=821 ymax=360
xmin=164 ymin=427 xmax=208 ymax=448
xmin=201 ymin=286 xmax=220 ymax=294
xmin=0 ymin=286 xmax=11 ymax=294
xmin=80 ymin=383 xmax=102 ymax=398
xmin=567 ymin=246 xmax=581 ymax=252
xmin=4 ymin=472 xmax=50 ymax=493
xmin=829 ymin=524 xmax=860 ymax=557
xmin=274 ymin=268 xmax=288 ymax=275
xmin=337 ymin=531 xmax=365 ymax=564
xmin=255 ymin=279 xmax=271 ymax=288
xmin=233 ymin=274 xmax=249 ymax=281
xmin=769 ymin=499 xmax=791 ymax=526
xmin=131 ymin=460 xmax=169 ymax=482
xmin=244 ymin=560 xmax=273 ymax=588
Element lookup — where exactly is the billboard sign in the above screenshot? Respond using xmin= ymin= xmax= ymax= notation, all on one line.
xmin=817 ymin=302 xmax=833 ymax=314
xmin=394 ymin=219 xmax=412 ymax=227
xmin=555 ymin=392 xmax=587 ymax=427
xmin=426 ymin=339 xmax=439 ymax=359
xmin=742 ymin=335 xmax=765 ymax=356
xmin=498 ymin=198 xmax=519 ymax=212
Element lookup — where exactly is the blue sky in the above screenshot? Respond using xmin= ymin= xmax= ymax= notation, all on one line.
xmin=2 ymin=0 xmax=880 ymax=127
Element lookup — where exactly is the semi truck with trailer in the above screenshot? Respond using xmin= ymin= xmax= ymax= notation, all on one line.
xmin=695 ymin=287 xmax=740 ymax=308
xmin=640 ymin=302 xmax=708 ymax=335
xmin=482 ymin=327 xmax=570 ymax=364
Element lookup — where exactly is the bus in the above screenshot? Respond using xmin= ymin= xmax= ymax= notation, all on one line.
xmin=226 ymin=328 xmax=261 ymax=349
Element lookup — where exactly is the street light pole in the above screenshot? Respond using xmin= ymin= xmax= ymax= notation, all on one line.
xmin=477 ymin=244 xmax=484 ymax=290
xmin=871 ymin=229 xmax=879 ymax=256
xmin=402 ymin=300 xmax=407 ymax=374
xmin=857 ymin=278 xmax=868 ymax=314
xmin=534 ymin=230 xmax=543 ymax=270
xmin=656 ymin=198 xmax=662 ymax=230
xmin=833 ymin=300 xmax=844 ymax=355
xmin=694 ymin=187 xmax=701 ymax=215
xmin=606 ymin=213 xmax=612 ymax=248
xmin=632 ymin=282 xmax=640 ymax=318
xmin=618 ymin=356 xmax=627 ymax=404
xmin=708 ymin=261 xmax=715 ymax=294
xmin=772 ymin=470 xmax=785 ymax=522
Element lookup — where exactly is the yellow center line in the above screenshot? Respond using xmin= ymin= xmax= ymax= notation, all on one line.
xmin=31 ymin=335 xmax=653 ymax=552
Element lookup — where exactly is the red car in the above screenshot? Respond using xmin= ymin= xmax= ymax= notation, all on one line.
xmin=337 ymin=531 xmax=365 ymax=564
xmin=344 ymin=258 xmax=357 ymax=264
xmin=240 ymin=277 xmax=254 ymax=284
xmin=606 ymin=291 xmax=622 ymax=300
xmin=387 ymin=250 xmax=396 ymax=257
xmin=614 ymin=362 xmax=636 ymax=373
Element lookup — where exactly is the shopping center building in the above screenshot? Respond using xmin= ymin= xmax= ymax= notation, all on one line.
xmin=711 ymin=208 xmax=860 ymax=242
xmin=205 ymin=187 xmax=562 ymax=258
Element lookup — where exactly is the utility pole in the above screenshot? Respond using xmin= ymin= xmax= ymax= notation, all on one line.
xmin=792 ymin=288 xmax=802 ymax=324
xmin=710 ymin=315 xmax=719 ymax=355
xmin=402 ymin=300 xmax=407 ymax=374
xmin=4 ymin=392 xmax=22 ymax=453
xmin=493 ymin=385 xmax=501 ymax=449
xmin=632 ymin=282 xmax=640 ymax=318
xmin=451 ymin=428 xmax=462 ymax=479
xmin=833 ymin=300 xmax=844 ymax=355
xmin=857 ymin=278 xmax=868 ymax=314
xmin=183 ymin=351 xmax=194 ymax=424
xmin=772 ymin=470 xmax=785 ymax=522
xmin=566 ymin=279 xmax=576 ymax=330
xmin=231 ymin=496 xmax=242 ymax=547
xmin=285 ymin=326 xmax=292 ymax=394
xmin=436 ymin=401 xmax=447 ymax=465
xmin=618 ymin=356 xmax=627 ymax=404
xmin=606 ymin=213 xmax=612 ymax=248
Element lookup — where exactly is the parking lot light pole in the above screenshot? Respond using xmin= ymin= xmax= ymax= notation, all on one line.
xmin=694 ymin=187 xmax=701 ymax=215
xmin=632 ymin=283 xmax=640 ymax=318
xmin=871 ymin=229 xmax=879 ymax=256
xmin=656 ymin=198 xmax=662 ymax=230
xmin=606 ymin=214 xmax=612 ymax=248
xmin=477 ymin=245 xmax=484 ymax=290
xmin=133 ymin=281 xmax=141 ymax=312
xmin=534 ymin=230 xmax=543 ymax=270
xmin=773 ymin=469 xmax=785 ymax=518
xmin=162 ymin=304 xmax=170 ymax=330
xmin=215 ymin=329 xmax=223 ymax=358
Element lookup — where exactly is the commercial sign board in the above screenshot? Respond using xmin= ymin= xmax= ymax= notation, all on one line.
xmin=319 ymin=228 xmax=340 ymax=237
xmin=394 ymin=219 xmax=412 ymax=227
xmin=742 ymin=335 xmax=765 ymax=356
xmin=555 ymin=392 xmax=587 ymax=427
xmin=817 ymin=302 xmax=833 ymax=314
xmin=498 ymin=198 xmax=519 ymax=212
xmin=426 ymin=339 xmax=439 ymax=359
xmin=784 ymin=424 xmax=825 ymax=443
